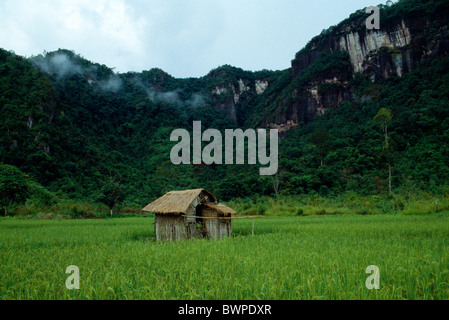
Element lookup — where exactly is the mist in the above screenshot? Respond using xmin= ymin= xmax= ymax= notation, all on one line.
xmin=186 ymin=93 xmax=207 ymax=108
xmin=99 ymin=75 xmax=123 ymax=93
xmin=147 ymin=88 xmax=183 ymax=106
xmin=32 ymin=53 xmax=83 ymax=79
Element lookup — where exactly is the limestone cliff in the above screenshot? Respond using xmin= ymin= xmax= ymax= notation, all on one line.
xmin=263 ymin=2 xmax=449 ymax=130
xmin=205 ymin=66 xmax=274 ymax=123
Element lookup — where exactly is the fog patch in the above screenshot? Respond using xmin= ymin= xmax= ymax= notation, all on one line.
xmin=147 ymin=89 xmax=182 ymax=106
xmin=99 ymin=75 xmax=123 ymax=93
xmin=32 ymin=53 xmax=83 ymax=79
xmin=186 ymin=93 xmax=207 ymax=108
xmin=127 ymin=74 xmax=207 ymax=108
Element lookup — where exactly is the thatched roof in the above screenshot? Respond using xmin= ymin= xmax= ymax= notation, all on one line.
xmin=202 ymin=202 xmax=237 ymax=216
xmin=142 ymin=189 xmax=218 ymax=215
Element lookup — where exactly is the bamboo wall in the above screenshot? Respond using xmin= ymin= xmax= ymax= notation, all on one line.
xmin=154 ymin=205 xmax=232 ymax=241
xmin=202 ymin=209 xmax=232 ymax=240
xmin=154 ymin=215 xmax=187 ymax=241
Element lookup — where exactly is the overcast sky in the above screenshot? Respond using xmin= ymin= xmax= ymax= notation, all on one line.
xmin=0 ymin=0 xmax=387 ymax=78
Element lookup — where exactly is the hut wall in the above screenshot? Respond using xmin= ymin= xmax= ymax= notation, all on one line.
xmin=185 ymin=205 xmax=202 ymax=239
xmin=155 ymin=214 xmax=187 ymax=241
xmin=202 ymin=209 xmax=232 ymax=240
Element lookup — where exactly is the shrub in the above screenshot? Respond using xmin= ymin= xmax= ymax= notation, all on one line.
xmin=28 ymin=182 xmax=58 ymax=207
xmin=356 ymin=209 xmax=372 ymax=215
xmin=36 ymin=212 xmax=55 ymax=220
xmin=70 ymin=205 xmax=96 ymax=219
xmin=309 ymin=208 xmax=327 ymax=216
xmin=257 ymin=205 xmax=267 ymax=215
xmin=242 ymin=207 xmax=257 ymax=216
xmin=0 ymin=164 xmax=29 ymax=216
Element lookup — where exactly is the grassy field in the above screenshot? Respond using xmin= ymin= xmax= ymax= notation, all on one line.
xmin=1 ymin=213 xmax=449 ymax=300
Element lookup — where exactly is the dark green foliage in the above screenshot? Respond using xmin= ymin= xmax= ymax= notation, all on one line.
xmin=0 ymin=164 xmax=29 ymax=215
xmin=318 ymin=82 xmax=344 ymax=95
xmin=293 ymin=51 xmax=352 ymax=87
xmin=2 ymin=47 xmax=449 ymax=205
xmin=27 ymin=180 xmax=57 ymax=207
xmin=277 ymin=56 xmax=449 ymax=196
xmin=0 ymin=0 xmax=449 ymax=212
xmin=98 ymin=176 xmax=126 ymax=216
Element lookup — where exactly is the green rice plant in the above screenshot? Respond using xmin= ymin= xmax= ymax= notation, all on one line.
xmin=2 ymin=214 xmax=447 ymax=300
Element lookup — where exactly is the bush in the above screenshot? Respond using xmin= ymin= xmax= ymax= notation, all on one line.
xmin=309 ymin=208 xmax=327 ymax=216
xmin=0 ymin=164 xmax=29 ymax=216
xmin=242 ymin=207 xmax=257 ymax=216
xmin=356 ymin=209 xmax=373 ymax=215
xmin=257 ymin=205 xmax=267 ymax=215
xmin=392 ymin=194 xmax=406 ymax=211
xmin=70 ymin=205 xmax=96 ymax=219
xmin=36 ymin=212 xmax=55 ymax=220
xmin=28 ymin=182 xmax=58 ymax=207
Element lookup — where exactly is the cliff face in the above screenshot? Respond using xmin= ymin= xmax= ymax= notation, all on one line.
xmin=200 ymin=65 xmax=277 ymax=124
xmin=209 ymin=77 xmax=269 ymax=121
xmin=264 ymin=6 xmax=449 ymax=130
xmin=340 ymin=20 xmax=412 ymax=77
xmin=293 ymin=20 xmax=413 ymax=78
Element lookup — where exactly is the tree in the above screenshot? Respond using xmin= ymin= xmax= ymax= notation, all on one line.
xmin=373 ymin=108 xmax=394 ymax=196
xmin=98 ymin=175 xmax=126 ymax=217
xmin=309 ymin=129 xmax=331 ymax=167
xmin=0 ymin=164 xmax=29 ymax=216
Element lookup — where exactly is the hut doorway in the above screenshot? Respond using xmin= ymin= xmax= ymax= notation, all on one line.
xmin=196 ymin=204 xmax=209 ymax=239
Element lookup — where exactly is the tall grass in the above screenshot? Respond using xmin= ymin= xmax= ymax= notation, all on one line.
xmin=7 ymin=187 xmax=449 ymax=220
xmin=9 ymin=199 xmax=150 ymax=220
xmin=227 ymin=189 xmax=449 ymax=217
xmin=1 ymin=214 xmax=448 ymax=300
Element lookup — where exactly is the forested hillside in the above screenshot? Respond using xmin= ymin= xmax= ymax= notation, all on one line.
xmin=1 ymin=0 xmax=449 ymax=214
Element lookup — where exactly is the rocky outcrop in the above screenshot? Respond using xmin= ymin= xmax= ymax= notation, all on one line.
xmin=268 ymin=11 xmax=449 ymax=129
xmin=266 ymin=78 xmax=352 ymax=128
xmin=292 ymin=17 xmax=449 ymax=80
xmin=255 ymin=79 xmax=268 ymax=94
xmin=210 ymin=76 xmax=270 ymax=122
xmin=339 ymin=20 xmax=412 ymax=76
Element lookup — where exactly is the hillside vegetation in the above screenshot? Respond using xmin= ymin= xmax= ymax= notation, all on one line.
xmin=0 ymin=0 xmax=449 ymax=216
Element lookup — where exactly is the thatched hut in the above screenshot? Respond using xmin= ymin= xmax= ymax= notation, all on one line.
xmin=142 ymin=189 xmax=236 ymax=241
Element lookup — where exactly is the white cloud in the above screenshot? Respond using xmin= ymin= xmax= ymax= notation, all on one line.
xmin=64 ymin=5 xmax=84 ymax=31
xmin=0 ymin=0 xmax=148 ymax=71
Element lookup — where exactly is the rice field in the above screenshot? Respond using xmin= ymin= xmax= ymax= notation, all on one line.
xmin=1 ymin=213 xmax=449 ymax=300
